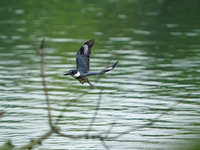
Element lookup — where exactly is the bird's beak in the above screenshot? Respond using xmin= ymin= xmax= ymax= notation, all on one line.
xmin=63 ymin=72 xmax=70 ymax=76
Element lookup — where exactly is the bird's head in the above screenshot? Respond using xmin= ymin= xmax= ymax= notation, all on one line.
xmin=64 ymin=69 xmax=78 ymax=76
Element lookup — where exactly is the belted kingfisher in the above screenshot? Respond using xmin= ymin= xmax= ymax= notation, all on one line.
xmin=64 ymin=39 xmax=118 ymax=89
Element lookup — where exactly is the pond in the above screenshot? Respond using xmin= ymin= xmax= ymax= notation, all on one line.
xmin=0 ymin=0 xmax=200 ymax=149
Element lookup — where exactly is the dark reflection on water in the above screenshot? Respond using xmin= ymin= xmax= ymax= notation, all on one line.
xmin=0 ymin=0 xmax=200 ymax=149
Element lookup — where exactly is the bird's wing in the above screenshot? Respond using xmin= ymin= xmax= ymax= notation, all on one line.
xmin=76 ymin=39 xmax=95 ymax=73
xmin=80 ymin=61 xmax=118 ymax=77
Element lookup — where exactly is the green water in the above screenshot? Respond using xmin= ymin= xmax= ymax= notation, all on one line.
xmin=0 ymin=0 xmax=200 ymax=149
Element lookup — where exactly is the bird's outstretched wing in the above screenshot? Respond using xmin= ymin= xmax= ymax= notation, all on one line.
xmin=76 ymin=39 xmax=95 ymax=73
xmin=81 ymin=61 xmax=118 ymax=77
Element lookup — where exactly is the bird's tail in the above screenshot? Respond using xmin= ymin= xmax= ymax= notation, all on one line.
xmin=86 ymin=78 xmax=97 ymax=89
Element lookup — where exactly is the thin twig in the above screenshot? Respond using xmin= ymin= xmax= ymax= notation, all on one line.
xmin=37 ymin=129 xmax=54 ymax=143
xmin=86 ymin=90 xmax=103 ymax=136
xmin=18 ymin=129 xmax=54 ymax=150
xmin=101 ymin=138 xmax=110 ymax=150
xmin=56 ymin=130 xmax=105 ymax=139
xmin=110 ymin=94 xmax=191 ymax=139
xmin=55 ymin=91 xmax=90 ymax=125
xmin=104 ymin=121 xmax=116 ymax=139
xmin=39 ymin=38 xmax=53 ymax=129
xmin=55 ymin=132 xmax=111 ymax=150
xmin=55 ymin=102 xmax=70 ymax=124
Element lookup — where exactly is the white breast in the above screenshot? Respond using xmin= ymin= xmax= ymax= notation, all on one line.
xmin=73 ymin=71 xmax=81 ymax=77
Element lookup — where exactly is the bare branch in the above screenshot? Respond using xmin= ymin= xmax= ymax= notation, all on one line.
xmin=86 ymin=90 xmax=103 ymax=136
xmin=109 ymin=94 xmax=191 ymax=139
xmin=39 ymin=38 xmax=53 ymax=129
xmin=12 ymin=38 xmax=190 ymax=150
xmin=55 ymin=102 xmax=70 ymax=124
xmin=104 ymin=121 xmax=116 ymax=139
xmin=48 ymin=93 xmax=189 ymax=149
xmin=0 ymin=140 xmax=14 ymax=150
xmin=55 ymin=90 xmax=91 ymax=125
xmin=37 ymin=129 xmax=54 ymax=144
xmin=18 ymin=129 xmax=55 ymax=150
xmin=101 ymin=138 xmax=110 ymax=150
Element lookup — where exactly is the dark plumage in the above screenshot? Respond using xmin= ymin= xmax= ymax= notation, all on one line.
xmin=64 ymin=39 xmax=118 ymax=89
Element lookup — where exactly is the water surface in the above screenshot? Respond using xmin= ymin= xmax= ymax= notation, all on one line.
xmin=0 ymin=0 xmax=200 ymax=149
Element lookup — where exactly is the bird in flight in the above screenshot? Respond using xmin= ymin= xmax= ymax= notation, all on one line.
xmin=64 ymin=39 xmax=118 ymax=89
